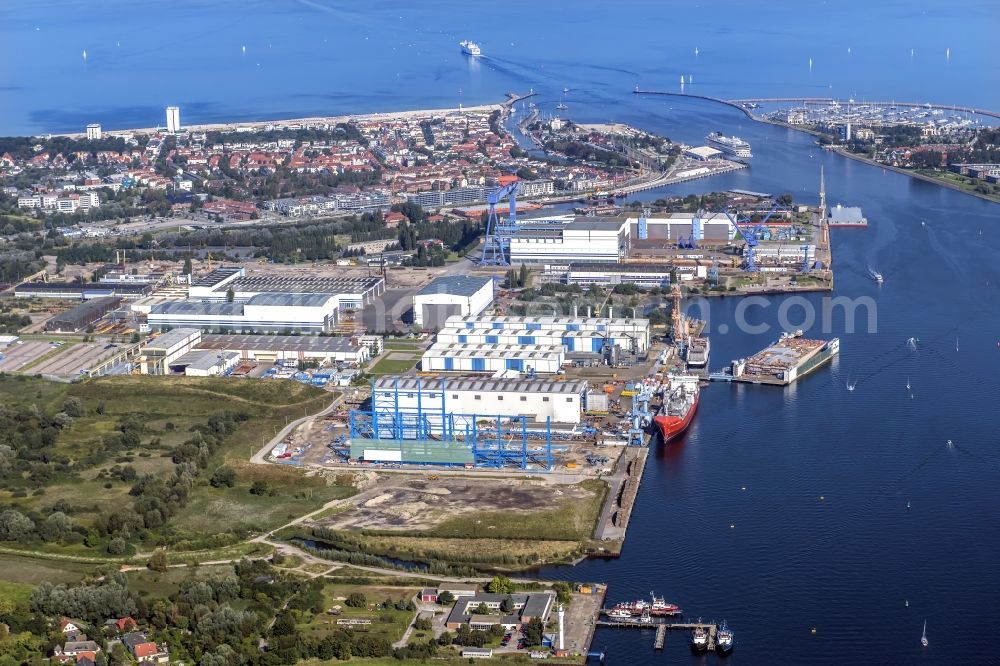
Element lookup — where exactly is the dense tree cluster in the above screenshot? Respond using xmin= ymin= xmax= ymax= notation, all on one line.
xmin=543 ymin=138 xmax=633 ymax=168
xmin=28 ymin=575 xmax=137 ymax=623
xmin=0 ymin=135 xmax=144 ymax=161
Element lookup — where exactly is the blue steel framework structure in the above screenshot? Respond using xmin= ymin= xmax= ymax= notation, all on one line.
xmin=722 ymin=203 xmax=792 ymax=272
xmin=479 ymin=181 xmax=519 ymax=266
xmin=349 ymin=377 xmax=553 ymax=469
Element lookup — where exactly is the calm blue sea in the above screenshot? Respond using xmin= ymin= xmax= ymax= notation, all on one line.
xmin=1 ymin=0 xmax=999 ymax=134
xmin=4 ymin=1 xmax=1000 ymax=663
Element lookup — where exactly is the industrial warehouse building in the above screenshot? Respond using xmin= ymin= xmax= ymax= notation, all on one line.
xmin=46 ymin=296 xmax=122 ymax=332
xmin=188 ymin=267 xmax=384 ymax=310
xmin=15 ymin=281 xmax=152 ymax=300
xmin=510 ymin=217 xmax=630 ymax=264
xmin=195 ymin=333 xmax=378 ymax=365
xmin=444 ymin=315 xmax=651 ymax=352
xmin=372 ymin=375 xmax=588 ymax=425
xmin=421 ymin=342 xmax=565 ymax=374
xmin=138 ymin=328 xmax=202 ymax=374
xmin=627 ymin=212 xmax=736 ymax=245
xmin=187 ymin=267 xmax=244 ymax=298
xmin=435 ymin=325 xmax=641 ymax=354
xmin=349 ymin=376 xmax=583 ymax=467
xmin=168 ymin=349 xmax=241 ymax=376
xmin=413 ymin=275 xmax=494 ymax=330
xmin=147 ymin=293 xmax=340 ymax=333
xmin=139 ymin=329 xmax=377 ymax=374
xmin=504 ymin=212 xmax=736 ymax=266
xmin=542 ymin=262 xmax=674 ymax=288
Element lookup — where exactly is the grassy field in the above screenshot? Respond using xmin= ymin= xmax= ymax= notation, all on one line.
xmin=171 ymin=482 xmax=355 ymax=535
xmin=299 ymin=583 xmax=419 ymax=643
xmin=427 ymin=479 xmax=606 ymax=542
xmin=368 ymin=356 xmax=419 ymax=375
xmin=382 ymin=340 xmax=426 ymax=351
xmin=148 ymin=541 xmax=274 ymax=567
xmin=0 ymin=553 xmax=99 ymax=588
xmin=0 ymin=375 xmax=349 ymax=558
xmin=347 ymin=535 xmax=583 ymax=568
xmin=125 ymin=563 xmax=237 ymax=599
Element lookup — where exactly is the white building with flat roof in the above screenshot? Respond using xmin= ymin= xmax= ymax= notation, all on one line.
xmin=195 ymin=333 xmax=373 ymax=365
xmin=435 ymin=326 xmax=638 ymax=354
xmin=413 ymin=275 xmax=494 ymax=329
xmin=86 ymin=123 xmax=102 ymax=140
xmin=139 ymin=327 xmax=202 ymax=374
xmin=374 ymin=375 xmax=588 ymax=425
xmin=421 ymin=342 xmax=565 ymax=374
xmin=186 ymin=267 xmax=383 ymax=311
xmin=509 ymin=217 xmax=630 ymax=264
xmin=170 ymin=349 xmax=241 ymax=376
xmin=445 ymin=314 xmax=650 ymax=351
xmin=148 ymin=293 xmax=340 ymax=333
xmin=684 ymin=145 xmax=723 ymax=161
xmin=627 ymin=212 xmax=735 ymax=244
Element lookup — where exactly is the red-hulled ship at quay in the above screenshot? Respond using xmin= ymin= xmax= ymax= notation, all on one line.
xmin=604 ymin=593 xmax=682 ymax=618
xmin=653 ymin=375 xmax=699 ymax=442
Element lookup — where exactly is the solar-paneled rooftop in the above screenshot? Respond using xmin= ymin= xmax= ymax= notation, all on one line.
xmin=150 ymin=301 xmax=243 ymax=316
xmin=245 ymin=292 xmax=334 ymax=307
xmin=191 ymin=267 xmax=243 ymax=288
xmin=224 ymin=275 xmax=383 ymax=294
xmin=375 ymin=375 xmax=587 ymax=395
xmin=424 ymin=342 xmax=564 ymax=359
xmin=198 ymin=334 xmax=359 ymax=352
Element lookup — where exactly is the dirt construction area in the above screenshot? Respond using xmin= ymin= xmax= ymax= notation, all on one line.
xmin=315 ymin=477 xmax=597 ymax=532
xmin=283 ymin=410 xmax=627 ymax=475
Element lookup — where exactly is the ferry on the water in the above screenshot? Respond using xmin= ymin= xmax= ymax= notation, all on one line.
xmin=459 ymin=40 xmax=481 ymax=56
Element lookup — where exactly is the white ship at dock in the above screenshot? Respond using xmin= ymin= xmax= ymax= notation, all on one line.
xmin=706 ymin=132 xmax=752 ymax=161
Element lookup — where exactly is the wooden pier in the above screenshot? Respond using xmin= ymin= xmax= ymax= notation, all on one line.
xmin=596 ymin=619 xmax=719 ymax=651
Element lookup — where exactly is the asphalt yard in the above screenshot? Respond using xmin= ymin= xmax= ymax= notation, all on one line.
xmin=0 ymin=341 xmax=56 ymax=372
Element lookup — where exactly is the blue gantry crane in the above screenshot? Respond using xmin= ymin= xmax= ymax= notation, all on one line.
xmin=480 ymin=180 xmax=519 ymax=266
xmin=722 ymin=202 xmax=790 ymax=272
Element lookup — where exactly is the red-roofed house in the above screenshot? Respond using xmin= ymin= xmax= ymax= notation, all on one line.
xmin=116 ymin=617 xmax=138 ymax=633
xmin=59 ymin=619 xmax=82 ymax=635
xmin=123 ymin=632 xmax=169 ymax=663
xmin=384 ymin=211 xmax=407 ymax=228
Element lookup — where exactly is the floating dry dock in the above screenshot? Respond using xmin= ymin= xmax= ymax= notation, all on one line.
xmin=710 ymin=332 xmax=839 ymax=385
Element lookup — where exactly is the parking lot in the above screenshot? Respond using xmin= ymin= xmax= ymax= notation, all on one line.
xmin=31 ymin=342 xmax=123 ymax=378
xmin=0 ymin=341 xmax=56 ymax=372
xmin=0 ymin=340 xmax=128 ymax=379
